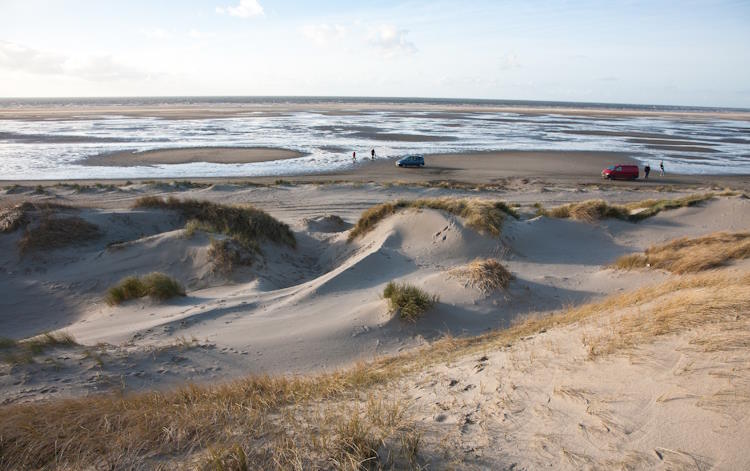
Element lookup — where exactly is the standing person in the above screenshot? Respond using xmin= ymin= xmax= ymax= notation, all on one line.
xmin=644 ymin=164 xmax=651 ymax=180
xmin=371 ymin=148 xmax=375 ymax=160
xmin=352 ymin=151 xmax=356 ymax=163
xmin=660 ymin=160 xmax=665 ymax=176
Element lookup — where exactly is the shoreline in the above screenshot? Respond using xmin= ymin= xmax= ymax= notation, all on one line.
xmin=2 ymin=102 xmax=750 ymax=121
xmin=3 ymin=150 xmax=749 ymax=190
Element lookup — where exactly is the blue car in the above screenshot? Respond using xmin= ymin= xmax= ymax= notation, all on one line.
xmin=396 ymin=155 xmax=425 ymax=167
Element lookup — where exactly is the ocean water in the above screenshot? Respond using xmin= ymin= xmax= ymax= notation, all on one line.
xmin=0 ymin=97 xmax=749 ymax=179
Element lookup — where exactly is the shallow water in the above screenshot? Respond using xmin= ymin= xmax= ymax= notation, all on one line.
xmin=1 ymin=104 xmax=749 ymax=179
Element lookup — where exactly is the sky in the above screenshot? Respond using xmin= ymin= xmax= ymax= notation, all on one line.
xmin=0 ymin=0 xmax=749 ymax=107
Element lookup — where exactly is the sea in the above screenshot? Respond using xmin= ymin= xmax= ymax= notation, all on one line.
xmin=0 ymin=97 xmax=748 ymax=180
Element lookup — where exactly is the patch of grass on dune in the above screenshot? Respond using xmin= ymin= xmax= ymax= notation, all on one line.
xmin=18 ymin=216 xmax=101 ymax=253
xmin=614 ymin=232 xmax=750 ymax=274
xmin=0 ymin=271 xmax=747 ymax=469
xmin=383 ymin=282 xmax=439 ymax=322
xmin=450 ymin=258 xmax=512 ymax=293
xmin=1 ymin=332 xmax=78 ymax=365
xmin=106 ymin=272 xmax=185 ymax=305
xmin=538 ymin=193 xmax=716 ymax=222
xmin=348 ymin=198 xmax=519 ymax=241
xmin=133 ymin=196 xmax=295 ymax=249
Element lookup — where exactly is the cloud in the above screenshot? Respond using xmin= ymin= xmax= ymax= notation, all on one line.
xmin=498 ymin=53 xmax=521 ymax=70
xmin=0 ymin=40 xmax=148 ymax=81
xmin=188 ymin=29 xmax=217 ymax=39
xmin=368 ymin=25 xmax=416 ymax=57
xmin=301 ymin=24 xmax=348 ymax=45
xmin=216 ymin=0 xmax=264 ymax=18
xmin=140 ymin=28 xmax=172 ymax=40
xmin=0 ymin=40 xmax=66 ymax=74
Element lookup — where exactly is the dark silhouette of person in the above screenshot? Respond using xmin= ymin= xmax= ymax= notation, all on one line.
xmin=644 ymin=164 xmax=651 ymax=179
xmin=371 ymin=148 xmax=375 ymax=160
xmin=352 ymin=151 xmax=356 ymax=163
xmin=660 ymin=161 xmax=665 ymax=176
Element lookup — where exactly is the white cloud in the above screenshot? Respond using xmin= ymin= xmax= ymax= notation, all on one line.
xmin=0 ymin=40 xmax=66 ymax=74
xmin=188 ymin=29 xmax=217 ymax=39
xmin=301 ymin=24 xmax=348 ymax=45
xmin=0 ymin=40 xmax=148 ymax=81
xmin=368 ymin=25 xmax=416 ymax=57
xmin=498 ymin=53 xmax=521 ymax=70
xmin=216 ymin=0 xmax=264 ymax=18
xmin=140 ymin=28 xmax=172 ymax=40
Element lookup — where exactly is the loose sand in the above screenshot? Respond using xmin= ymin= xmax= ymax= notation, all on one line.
xmin=81 ymin=146 xmax=305 ymax=166
xmin=1 ymin=151 xmax=749 ymax=467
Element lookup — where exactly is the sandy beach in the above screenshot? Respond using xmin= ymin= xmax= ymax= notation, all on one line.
xmin=1 ymin=107 xmax=749 ymax=469
xmin=81 ymin=146 xmax=305 ymax=166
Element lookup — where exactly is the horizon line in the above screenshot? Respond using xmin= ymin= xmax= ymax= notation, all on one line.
xmin=0 ymin=95 xmax=748 ymax=112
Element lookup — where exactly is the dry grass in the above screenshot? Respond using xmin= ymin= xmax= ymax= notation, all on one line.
xmin=584 ymin=272 xmax=750 ymax=357
xmin=1 ymin=271 xmax=746 ymax=469
xmin=106 ymin=272 xmax=186 ymax=305
xmin=208 ymin=237 xmax=254 ymax=274
xmin=383 ymin=282 xmax=439 ymax=322
xmin=133 ymin=196 xmax=295 ymax=249
xmin=18 ymin=215 xmax=101 ymax=253
xmin=348 ymin=198 xmax=518 ymax=241
xmin=614 ymin=232 xmax=750 ymax=274
xmin=449 ymin=258 xmax=512 ymax=293
xmin=539 ymin=193 xmax=715 ymax=222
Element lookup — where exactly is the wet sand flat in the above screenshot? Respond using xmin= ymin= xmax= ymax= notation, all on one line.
xmin=81 ymin=147 xmax=305 ymax=166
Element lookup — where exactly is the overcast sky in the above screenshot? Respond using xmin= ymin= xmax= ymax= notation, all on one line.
xmin=1 ymin=0 xmax=748 ymax=107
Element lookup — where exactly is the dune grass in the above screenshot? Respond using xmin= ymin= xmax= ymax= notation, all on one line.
xmin=106 ymin=272 xmax=185 ymax=305
xmin=449 ymin=258 xmax=512 ymax=293
xmin=538 ymin=193 xmax=716 ymax=222
xmin=613 ymin=232 xmax=750 ymax=274
xmin=1 ymin=332 xmax=78 ymax=365
xmin=0 ymin=270 xmax=746 ymax=469
xmin=383 ymin=282 xmax=439 ymax=322
xmin=133 ymin=196 xmax=295 ymax=249
xmin=208 ymin=237 xmax=254 ymax=274
xmin=18 ymin=216 xmax=101 ymax=253
xmin=348 ymin=198 xmax=518 ymax=241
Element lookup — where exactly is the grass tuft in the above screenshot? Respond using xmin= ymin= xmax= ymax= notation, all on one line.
xmin=208 ymin=238 xmax=253 ymax=274
xmin=383 ymin=282 xmax=439 ymax=322
xmin=613 ymin=232 xmax=750 ymax=274
xmin=538 ymin=193 xmax=715 ymax=222
xmin=18 ymin=216 xmax=101 ymax=253
xmin=106 ymin=272 xmax=185 ymax=305
xmin=348 ymin=198 xmax=518 ymax=241
xmin=133 ymin=196 xmax=295 ymax=249
xmin=1 ymin=332 xmax=78 ymax=365
xmin=450 ymin=258 xmax=512 ymax=293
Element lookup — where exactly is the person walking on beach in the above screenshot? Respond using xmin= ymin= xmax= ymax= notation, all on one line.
xmin=371 ymin=148 xmax=375 ymax=160
xmin=644 ymin=164 xmax=651 ymax=180
xmin=660 ymin=160 xmax=665 ymax=176
xmin=352 ymin=151 xmax=356 ymax=163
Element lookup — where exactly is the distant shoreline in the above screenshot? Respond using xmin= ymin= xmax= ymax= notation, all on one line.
xmin=1 ymin=99 xmax=749 ymax=121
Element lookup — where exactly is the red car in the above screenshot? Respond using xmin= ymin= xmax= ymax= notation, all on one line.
xmin=602 ymin=164 xmax=639 ymax=180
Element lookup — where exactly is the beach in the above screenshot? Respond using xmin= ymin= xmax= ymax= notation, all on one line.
xmin=1 ymin=101 xmax=749 ymax=469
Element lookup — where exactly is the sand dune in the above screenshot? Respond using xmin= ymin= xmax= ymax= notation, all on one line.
xmin=1 ymin=180 xmax=749 ymax=468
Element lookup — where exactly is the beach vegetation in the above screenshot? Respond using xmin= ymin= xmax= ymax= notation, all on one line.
xmin=18 ymin=216 xmax=101 ymax=253
xmin=348 ymin=198 xmax=518 ymax=241
xmin=613 ymin=231 xmax=750 ymax=273
xmin=133 ymin=196 xmax=295 ymax=249
xmin=1 ymin=332 xmax=78 ymax=366
xmin=106 ymin=272 xmax=185 ymax=305
xmin=383 ymin=282 xmax=439 ymax=321
xmin=208 ymin=237 xmax=254 ymax=274
xmin=538 ymin=193 xmax=715 ymax=222
xmin=450 ymin=258 xmax=512 ymax=293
